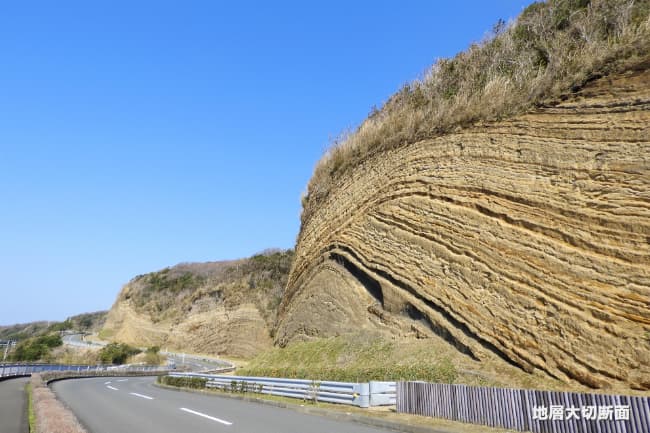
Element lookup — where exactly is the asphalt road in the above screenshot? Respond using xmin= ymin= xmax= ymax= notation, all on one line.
xmin=62 ymin=333 xmax=104 ymax=349
xmin=53 ymin=377 xmax=396 ymax=433
xmin=0 ymin=377 xmax=29 ymax=433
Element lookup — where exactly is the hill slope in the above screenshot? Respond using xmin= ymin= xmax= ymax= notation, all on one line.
xmin=0 ymin=311 xmax=107 ymax=341
xmin=101 ymin=250 xmax=293 ymax=358
xmin=277 ymin=1 xmax=650 ymax=392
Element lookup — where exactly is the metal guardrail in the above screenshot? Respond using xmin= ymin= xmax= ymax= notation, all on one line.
xmin=0 ymin=363 xmax=167 ymax=379
xmin=161 ymin=351 xmax=236 ymax=373
xmin=169 ymin=372 xmax=396 ymax=408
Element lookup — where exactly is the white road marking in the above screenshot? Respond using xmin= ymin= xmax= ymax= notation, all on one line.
xmin=129 ymin=392 xmax=154 ymax=400
xmin=104 ymin=381 xmax=111 ymax=384
xmin=117 ymin=379 xmax=129 ymax=382
xmin=180 ymin=407 xmax=233 ymax=425
xmin=106 ymin=386 xmax=119 ymax=391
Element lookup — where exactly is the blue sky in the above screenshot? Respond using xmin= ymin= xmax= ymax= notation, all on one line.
xmin=0 ymin=1 xmax=530 ymax=325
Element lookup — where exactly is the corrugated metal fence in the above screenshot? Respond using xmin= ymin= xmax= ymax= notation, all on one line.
xmin=397 ymin=382 xmax=650 ymax=433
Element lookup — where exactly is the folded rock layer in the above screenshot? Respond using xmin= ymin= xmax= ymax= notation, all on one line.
xmin=277 ymin=64 xmax=650 ymax=391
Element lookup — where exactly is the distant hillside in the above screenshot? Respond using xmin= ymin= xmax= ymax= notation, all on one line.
xmin=0 ymin=321 xmax=52 ymax=341
xmin=67 ymin=311 xmax=107 ymax=333
xmin=101 ymin=250 xmax=293 ymax=358
xmin=0 ymin=311 xmax=107 ymax=341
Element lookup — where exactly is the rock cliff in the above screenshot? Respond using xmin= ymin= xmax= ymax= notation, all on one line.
xmin=276 ymin=64 xmax=650 ymax=391
xmin=102 ymin=250 xmax=292 ymax=358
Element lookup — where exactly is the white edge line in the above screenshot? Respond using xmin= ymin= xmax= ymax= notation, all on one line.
xmin=129 ymin=392 xmax=154 ymax=400
xmin=180 ymin=407 xmax=233 ymax=426
xmin=106 ymin=385 xmax=119 ymax=391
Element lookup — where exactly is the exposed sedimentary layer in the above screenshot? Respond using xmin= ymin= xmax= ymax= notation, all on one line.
xmin=103 ymin=252 xmax=292 ymax=358
xmin=277 ymin=65 xmax=650 ymax=390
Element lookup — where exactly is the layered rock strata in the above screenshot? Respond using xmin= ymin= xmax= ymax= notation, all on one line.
xmin=277 ymin=65 xmax=650 ymax=390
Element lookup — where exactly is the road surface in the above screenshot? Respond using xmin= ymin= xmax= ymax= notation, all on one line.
xmin=53 ymin=376 xmax=395 ymax=433
xmin=0 ymin=377 xmax=28 ymax=433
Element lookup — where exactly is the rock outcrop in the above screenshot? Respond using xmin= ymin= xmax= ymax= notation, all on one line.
xmin=276 ymin=64 xmax=650 ymax=391
xmin=102 ymin=251 xmax=293 ymax=358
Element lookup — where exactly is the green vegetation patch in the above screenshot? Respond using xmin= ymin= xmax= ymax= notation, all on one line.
xmin=121 ymin=250 xmax=294 ymax=326
xmin=26 ymin=383 xmax=35 ymax=433
xmin=240 ymin=363 xmax=457 ymax=383
xmin=158 ymin=375 xmax=207 ymax=389
xmin=11 ymin=333 xmax=63 ymax=362
xmin=240 ymin=334 xmax=458 ymax=383
xmin=98 ymin=342 xmax=141 ymax=365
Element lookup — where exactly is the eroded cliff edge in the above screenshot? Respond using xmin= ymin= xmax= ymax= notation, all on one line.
xmin=276 ymin=65 xmax=650 ymax=391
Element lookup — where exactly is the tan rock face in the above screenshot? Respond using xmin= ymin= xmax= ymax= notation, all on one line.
xmin=277 ymin=66 xmax=650 ymax=391
xmin=102 ymin=251 xmax=293 ymax=358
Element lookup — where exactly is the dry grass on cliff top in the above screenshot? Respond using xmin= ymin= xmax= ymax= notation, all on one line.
xmin=303 ymin=0 xmax=650 ymax=222
xmin=121 ymin=250 xmax=293 ymax=327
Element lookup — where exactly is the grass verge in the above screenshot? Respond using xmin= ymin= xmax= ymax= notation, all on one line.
xmin=236 ymin=333 xmax=602 ymax=392
xmin=26 ymin=383 xmax=35 ymax=433
xmin=240 ymin=334 xmax=456 ymax=383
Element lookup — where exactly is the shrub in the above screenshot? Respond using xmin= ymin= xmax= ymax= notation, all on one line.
xmin=11 ymin=334 xmax=63 ymax=362
xmin=47 ymin=320 xmax=72 ymax=332
xmin=143 ymin=346 xmax=163 ymax=365
xmin=158 ymin=375 xmax=207 ymax=389
xmin=98 ymin=342 xmax=141 ymax=365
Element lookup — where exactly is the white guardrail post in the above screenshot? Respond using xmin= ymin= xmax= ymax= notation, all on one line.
xmin=369 ymin=381 xmax=397 ymax=406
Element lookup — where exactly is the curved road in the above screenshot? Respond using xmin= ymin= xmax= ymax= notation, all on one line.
xmin=53 ymin=376 xmax=395 ymax=433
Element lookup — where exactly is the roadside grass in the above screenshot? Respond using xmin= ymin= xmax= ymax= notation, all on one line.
xmin=236 ymin=333 xmax=606 ymax=393
xmin=240 ymin=334 xmax=459 ymax=383
xmin=50 ymin=346 xmax=100 ymax=365
xmin=26 ymin=383 xmax=35 ymax=433
xmin=159 ymin=375 xmax=207 ymax=389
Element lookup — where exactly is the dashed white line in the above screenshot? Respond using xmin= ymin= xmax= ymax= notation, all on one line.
xmin=104 ymin=381 xmax=112 ymax=385
xmin=129 ymin=392 xmax=154 ymax=400
xmin=180 ymin=407 xmax=233 ymax=425
xmin=106 ymin=385 xmax=119 ymax=391
xmin=117 ymin=379 xmax=129 ymax=382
